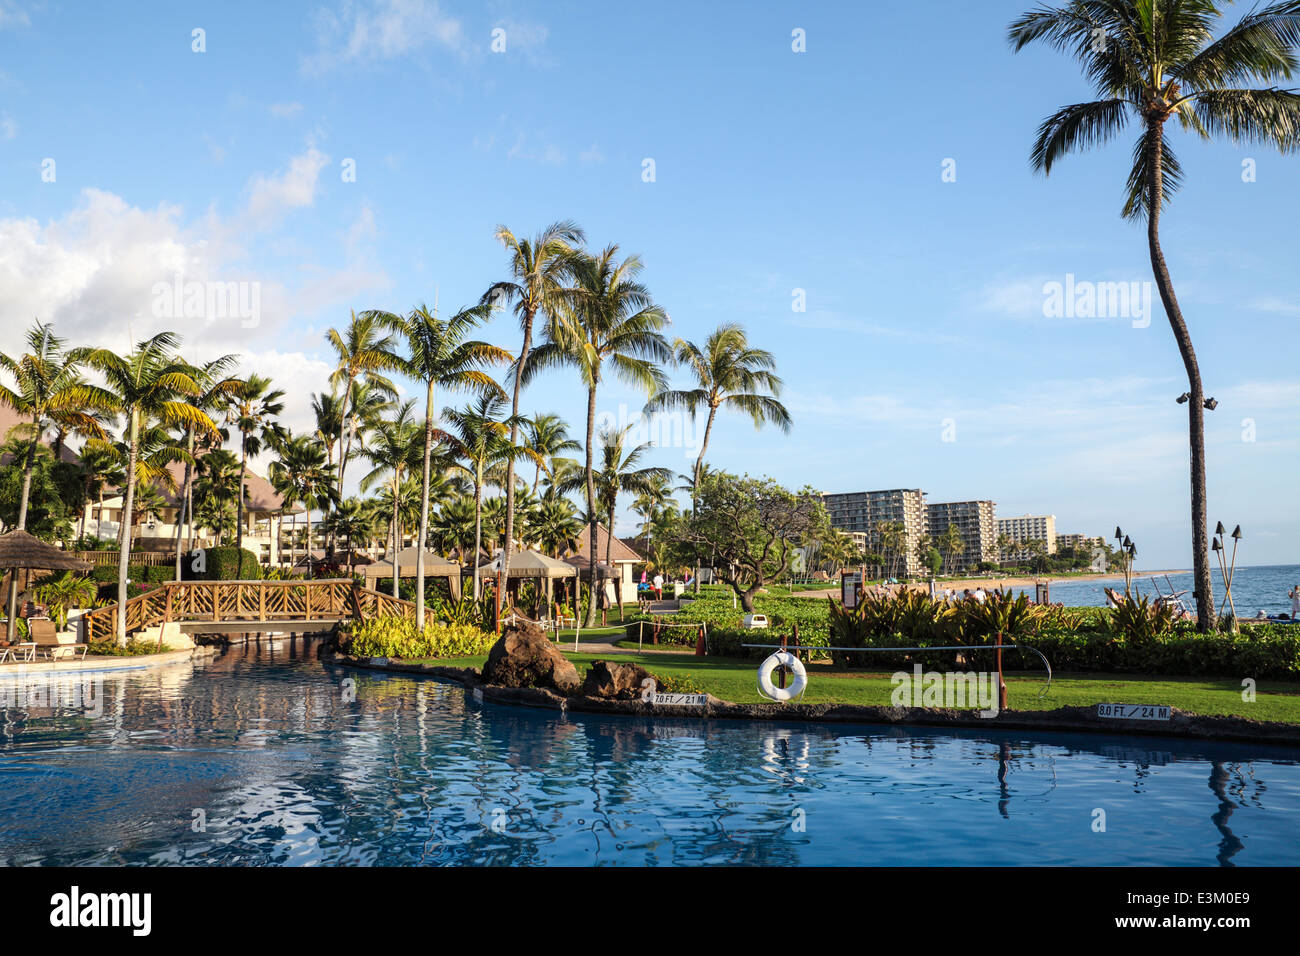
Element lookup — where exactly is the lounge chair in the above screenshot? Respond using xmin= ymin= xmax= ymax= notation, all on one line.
xmin=28 ymin=618 xmax=89 ymax=661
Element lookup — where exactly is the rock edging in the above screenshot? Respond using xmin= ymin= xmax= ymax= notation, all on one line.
xmin=321 ymin=651 xmax=1300 ymax=747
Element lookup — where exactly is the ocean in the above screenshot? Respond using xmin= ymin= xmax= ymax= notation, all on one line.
xmin=1025 ymin=564 xmax=1300 ymax=617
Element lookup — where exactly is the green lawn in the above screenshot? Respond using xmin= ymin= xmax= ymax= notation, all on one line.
xmin=406 ymin=649 xmax=1300 ymax=723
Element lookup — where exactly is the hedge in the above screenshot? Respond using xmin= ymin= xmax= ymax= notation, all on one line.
xmin=181 ymin=546 xmax=262 ymax=581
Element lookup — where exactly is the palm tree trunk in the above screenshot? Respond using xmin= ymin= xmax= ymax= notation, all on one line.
xmin=5 ymin=445 xmax=35 ymax=638
xmin=473 ymin=474 xmax=484 ymax=601
xmin=415 ymin=380 xmax=435 ymax=629
xmin=1147 ymin=123 xmax=1214 ymax=632
xmin=173 ymin=429 xmax=194 ymax=581
xmin=392 ymin=474 xmax=400 ymax=598
xmin=500 ymin=306 xmax=535 ymax=631
xmin=236 ymin=443 xmax=248 ymax=556
xmin=607 ymin=500 xmax=622 ymax=622
xmin=690 ymin=403 xmax=719 ymax=593
xmin=583 ymin=384 xmax=599 ymax=627
xmin=116 ymin=409 xmax=140 ymax=641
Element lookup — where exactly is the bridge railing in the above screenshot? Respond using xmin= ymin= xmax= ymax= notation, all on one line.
xmin=83 ymin=579 xmax=417 ymax=642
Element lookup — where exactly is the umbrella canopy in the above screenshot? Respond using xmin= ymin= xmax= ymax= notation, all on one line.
xmin=369 ymin=547 xmax=460 ymax=577
xmin=478 ymin=549 xmax=577 ymax=579
xmin=0 ymin=530 xmax=92 ymax=572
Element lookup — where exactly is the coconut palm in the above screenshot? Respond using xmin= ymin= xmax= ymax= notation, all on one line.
xmin=532 ymin=497 xmax=584 ymax=558
xmin=0 ymin=322 xmax=114 ymax=636
xmin=193 ymin=449 xmax=241 ymax=544
xmin=432 ymin=495 xmax=477 ymax=562
xmin=440 ymin=395 xmax=511 ymax=599
xmin=75 ymin=439 xmax=123 ymax=544
xmin=938 ymin=523 xmax=965 ymax=577
xmin=360 ymin=400 xmax=423 ymax=596
xmin=594 ymin=425 xmax=674 ymax=619
xmin=525 ymin=245 xmax=672 ymax=625
xmin=325 ymin=310 xmax=402 ymax=497
xmin=524 ymin=412 xmax=581 ymax=493
xmin=368 ymin=302 xmax=508 ymax=627
xmin=84 ymin=333 xmax=216 ymax=637
xmin=171 ymin=354 xmax=240 ymax=580
xmin=645 ymin=322 xmax=790 ymax=497
xmin=222 ymin=373 xmax=286 ymax=556
xmin=1008 ymin=0 xmax=1300 ymax=629
xmin=269 ymin=434 xmax=337 ymax=576
xmin=632 ymin=471 xmax=675 ymax=563
xmin=481 ymin=221 xmax=585 ymax=620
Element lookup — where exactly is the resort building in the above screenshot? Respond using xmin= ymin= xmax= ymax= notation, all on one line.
xmin=996 ymin=513 xmax=1058 ymax=560
xmin=83 ymin=460 xmax=296 ymax=567
xmin=568 ymin=523 xmax=643 ymax=603
xmin=926 ymin=499 xmax=998 ymax=573
xmin=823 ymin=489 xmax=929 ymax=577
xmin=1055 ymin=533 xmax=1105 ymax=553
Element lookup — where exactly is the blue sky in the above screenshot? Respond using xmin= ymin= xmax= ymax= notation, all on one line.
xmin=1 ymin=0 xmax=1296 ymax=568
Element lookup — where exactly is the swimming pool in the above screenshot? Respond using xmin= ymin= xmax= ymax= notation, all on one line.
xmin=2 ymin=640 xmax=1297 ymax=866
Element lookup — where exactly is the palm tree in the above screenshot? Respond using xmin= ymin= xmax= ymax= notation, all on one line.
xmin=1008 ymin=0 xmax=1300 ymax=630
xmin=524 ymin=412 xmax=582 ymax=493
xmin=938 ymin=524 xmax=965 ymax=577
xmin=441 ymin=395 xmax=512 ymax=600
xmin=75 ymin=439 xmax=123 ymax=544
xmin=360 ymin=400 xmax=423 ymax=596
xmin=432 ymin=495 xmax=478 ymax=562
xmin=171 ymin=355 xmax=240 ymax=580
xmin=0 ymin=322 xmax=113 ymax=637
xmin=0 ymin=321 xmax=110 ymax=529
xmin=525 ymin=245 xmax=672 ymax=625
xmin=646 ymin=322 xmax=790 ymax=496
xmin=325 ymin=497 xmax=373 ymax=578
xmin=325 ymin=310 xmax=402 ymax=498
xmin=369 ymin=302 xmax=509 ymax=628
xmin=194 ymin=449 xmax=241 ymax=544
xmin=269 ymin=435 xmax=337 ymax=576
xmin=876 ymin=520 xmax=907 ymax=579
xmin=481 ymin=221 xmax=585 ymax=623
xmin=532 ymin=497 xmax=584 ymax=558
xmin=86 ymin=333 xmax=214 ymax=637
xmin=594 ymin=425 xmax=674 ymax=619
xmin=222 ymin=373 xmax=285 ymax=557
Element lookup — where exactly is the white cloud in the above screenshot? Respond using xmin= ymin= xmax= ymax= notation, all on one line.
xmin=0 ymin=112 xmax=15 ymax=139
xmin=302 ymin=0 xmax=465 ymax=73
xmin=244 ymin=146 xmax=329 ymax=226
xmin=578 ymin=144 xmax=605 ymax=164
xmin=269 ymin=101 xmax=305 ymax=118
xmin=0 ymin=1 xmax=30 ymax=29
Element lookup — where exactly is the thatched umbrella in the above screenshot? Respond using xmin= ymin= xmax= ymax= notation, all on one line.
xmin=2 ymin=530 xmax=93 ymax=639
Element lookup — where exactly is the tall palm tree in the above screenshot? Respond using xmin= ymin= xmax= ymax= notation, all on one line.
xmin=646 ymin=322 xmax=791 ymax=496
xmin=86 ymin=333 xmax=215 ymax=637
xmin=369 ymin=302 xmax=508 ymax=628
xmin=441 ymin=395 xmax=512 ymax=600
xmin=432 ymin=495 xmax=478 ymax=563
xmin=223 ymin=373 xmax=285 ymax=557
xmin=171 ymin=355 xmax=240 ymax=580
xmin=525 ymin=245 xmax=672 ymax=625
xmin=1008 ymin=0 xmax=1300 ymax=630
xmin=481 ymin=221 xmax=585 ymax=622
xmin=193 ymin=449 xmax=241 ymax=544
xmin=269 ymin=434 xmax=337 ymax=577
xmin=532 ymin=497 xmax=583 ymax=558
xmin=361 ymin=400 xmax=423 ymax=597
xmin=631 ymin=471 xmax=675 ymax=563
xmin=325 ymin=310 xmax=402 ymax=498
xmin=75 ymin=439 xmax=123 ymax=544
xmin=594 ymin=425 xmax=674 ymax=619
xmin=524 ymin=412 xmax=582 ymax=493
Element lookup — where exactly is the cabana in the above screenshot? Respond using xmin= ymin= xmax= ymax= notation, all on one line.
xmin=364 ymin=547 xmax=462 ymax=599
xmin=477 ymin=549 xmax=577 ymax=609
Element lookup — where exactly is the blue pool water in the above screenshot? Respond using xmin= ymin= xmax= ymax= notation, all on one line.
xmin=1 ymin=640 xmax=1298 ymax=866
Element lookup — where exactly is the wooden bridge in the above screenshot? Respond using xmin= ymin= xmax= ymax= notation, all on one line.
xmin=82 ymin=579 xmax=416 ymax=642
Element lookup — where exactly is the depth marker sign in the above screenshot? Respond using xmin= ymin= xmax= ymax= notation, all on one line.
xmin=1097 ymin=703 xmax=1171 ymax=721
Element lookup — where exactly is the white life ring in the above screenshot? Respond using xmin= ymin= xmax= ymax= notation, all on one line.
xmin=757 ymin=651 xmax=807 ymax=701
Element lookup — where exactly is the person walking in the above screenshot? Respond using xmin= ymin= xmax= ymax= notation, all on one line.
xmin=1290 ymin=584 xmax=1300 ymax=621
xmin=653 ymin=571 xmax=664 ymax=601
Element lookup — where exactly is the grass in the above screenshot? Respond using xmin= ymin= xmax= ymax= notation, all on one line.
xmin=406 ymin=648 xmax=1300 ymax=723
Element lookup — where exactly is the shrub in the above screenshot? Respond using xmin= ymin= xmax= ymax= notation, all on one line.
xmin=346 ymin=615 xmax=495 ymax=659
xmin=88 ymin=638 xmax=171 ymax=656
xmin=182 ymin=547 xmax=261 ymax=581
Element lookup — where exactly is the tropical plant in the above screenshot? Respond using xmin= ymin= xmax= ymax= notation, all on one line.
xmin=1008 ymin=0 xmax=1300 ymax=630
xmin=84 ymin=332 xmax=216 ymax=638
xmin=481 ymin=221 xmax=585 ymax=624
xmin=222 ymin=373 xmax=285 ymax=555
xmin=32 ymin=571 xmax=97 ymax=629
xmin=369 ymin=301 xmax=508 ymax=628
xmin=324 ymin=310 xmax=402 ymax=497
xmin=525 ymin=244 xmax=672 ymax=624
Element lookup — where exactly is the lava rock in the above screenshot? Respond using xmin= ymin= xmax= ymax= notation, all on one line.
xmin=482 ymin=621 xmax=582 ymax=694
xmin=581 ymin=659 xmax=654 ymax=699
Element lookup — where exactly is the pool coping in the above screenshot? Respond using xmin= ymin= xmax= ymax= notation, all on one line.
xmin=0 ymin=645 xmax=218 ymax=678
xmin=325 ymin=652 xmax=1300 ymax=748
